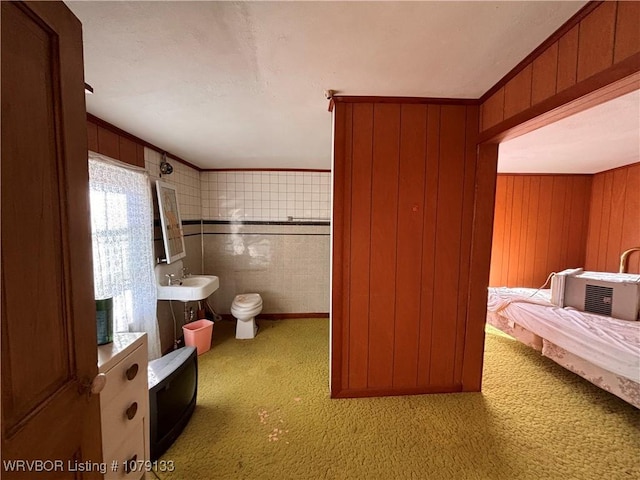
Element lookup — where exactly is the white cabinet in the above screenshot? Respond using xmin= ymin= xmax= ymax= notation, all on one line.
xmin=98 ymin=333 xmax=149 ymax=480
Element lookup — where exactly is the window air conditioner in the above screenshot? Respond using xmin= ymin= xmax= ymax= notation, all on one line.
xmin=550 ymin=269 xmax=640 ymax=321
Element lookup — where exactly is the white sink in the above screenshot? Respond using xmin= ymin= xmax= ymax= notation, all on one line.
xmin=155 ymin=260 xmax=219 ymax=302
xmin=157 ymin=275 xmax=219 ymax=301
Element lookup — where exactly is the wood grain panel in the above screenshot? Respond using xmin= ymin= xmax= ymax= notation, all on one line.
xmin=481 ymin=87 xmax=504 ymax=130
xmin=332 ymin=100 xmax=486 ymax=397
xmin=330 ymin=103 xmax=347 ymax=394
xmin=136 ymin=143 xmax=146 ymax=168
xmin=368 ymin=104 xmax=400 ymax=388
xmin=504 ymin=64 xmax=533 ymax=118
xmin=393 ymin=105 xmax=427 ymax=388
xmin=430 ymin=105 xmax=466 ymax=387
xmin=417 ymin=105 xmax=440 ymax=388
xmin=87 ymin=121 xmax=98 ymax=152
xmin=119 ymin=135 xmax=138 ymax=166
xmin=339 ymin=104 xmax=353 ymax=392
xmin=462 ymin=143 xmax=498 ymax=391
xmin=531 ymin=43 xmax=559 ymax=105
xmin=556 ymin=25 xmax=579 ymax=92
xmin=614 ymin=1 xmax=640 ymax=63
xmin=454 ymin=106 xmax=479 ymax=384
xmin=621 ymin=164 xmax=640 ymax=273
xmin=507 ymin=176 xmax=524 ymax=286
xmin=489 ymin=174 xmax=592 ymax=287
xmin=489 ymin=176 xmax=507 ymax=287
xmin=97 ymin=125 xmax=119 ymax=159
xmin=585 ymin=172 xmax=604 ymax=269
xmin=597 ymin=171 xmax=614 ymax=269
xmin=585 ymin=163 xmax=640 ymax=274
xmin=348 ymin=103 xmax=374 ymax=390
xmin=577 ymin=1 xmax=616 ymax=82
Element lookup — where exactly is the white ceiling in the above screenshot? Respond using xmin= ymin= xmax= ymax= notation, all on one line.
xmin=67 ymin=1 xmax=587 ymax=170
xmin=498 ymin=90 xmax=640 ymax=174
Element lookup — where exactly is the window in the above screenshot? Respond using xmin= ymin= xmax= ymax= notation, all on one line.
xmin=89 ymin=153 xmax=160 ymax=359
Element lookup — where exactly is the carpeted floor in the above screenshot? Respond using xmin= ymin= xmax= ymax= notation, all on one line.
xmin=157 ymin=319 xmax=639 ymax=480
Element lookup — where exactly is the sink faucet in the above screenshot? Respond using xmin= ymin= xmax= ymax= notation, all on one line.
xmin=165 ymin=273 xmax=182 ymax=286
xmin=619 ymin=247 xmax=640 ymax=273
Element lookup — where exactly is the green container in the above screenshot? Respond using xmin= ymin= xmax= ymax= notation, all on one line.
xmin=95 ymin=297 xmax=114 ymax=345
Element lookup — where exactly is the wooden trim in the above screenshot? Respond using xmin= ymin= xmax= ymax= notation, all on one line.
xmin=497 ymin=172 xmax=592 ymax=178
xmin=332 ymin=96 xmax=479 ymax=106
xmin=201 ymin=167 xmax=331 ymax=173
xmin=479 ymin=57 xmax=640 ymax=144
xmin=220 ymin=313 xmax=329 ymax=321
xmin=87 ymin=113 xmax=202 ymax=171
xmin=479 ymin=1 xmax=604 ymax=102
xmin=331 ymin=384 xmax=462 ymax=399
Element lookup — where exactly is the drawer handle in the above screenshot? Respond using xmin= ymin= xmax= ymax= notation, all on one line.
xmin=124 ymin=454 xmax=138 ymax=474
xmin=125 ymin=402 xmax=138 ymax=420
xmin=125 ymin=363 xmax=139 ymax=381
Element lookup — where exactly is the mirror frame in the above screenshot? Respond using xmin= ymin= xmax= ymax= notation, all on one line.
xmin=156 ymin=180 xmax=186 ymax=264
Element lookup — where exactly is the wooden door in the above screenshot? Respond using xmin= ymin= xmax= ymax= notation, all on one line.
xmin=1 ymin=2 xmax=103 ymax=478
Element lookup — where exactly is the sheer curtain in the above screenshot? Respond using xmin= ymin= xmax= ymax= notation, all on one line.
xmin=89 ymin=153 xmax=161 ymax=360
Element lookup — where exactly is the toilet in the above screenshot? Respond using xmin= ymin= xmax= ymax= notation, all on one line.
xmin=231 ymin=293 xmax=262 ymax=339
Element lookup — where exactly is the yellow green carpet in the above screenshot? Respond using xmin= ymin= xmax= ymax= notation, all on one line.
xmin=158 ymin=319 xmax=639 ymax=480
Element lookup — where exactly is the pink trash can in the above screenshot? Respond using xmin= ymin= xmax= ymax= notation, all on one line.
xmin=183 ymin=319 xmax=214 ymax=355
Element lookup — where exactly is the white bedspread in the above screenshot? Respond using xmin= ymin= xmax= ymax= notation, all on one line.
xmin=487 ymin=287 xmax=640 ymax=382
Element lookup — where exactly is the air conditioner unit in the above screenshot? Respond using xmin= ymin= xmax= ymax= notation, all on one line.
xmin=550 ymin=269 xmax=640 ymax=321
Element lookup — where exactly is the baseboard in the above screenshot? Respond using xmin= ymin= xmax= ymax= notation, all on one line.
xmin=220 ymin=313 xmax=329 ymax=321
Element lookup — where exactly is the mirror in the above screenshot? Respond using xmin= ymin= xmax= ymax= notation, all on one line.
xmin=156 ymin=180 xmax=186 ymax=264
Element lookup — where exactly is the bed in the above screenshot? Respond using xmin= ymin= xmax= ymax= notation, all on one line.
xmin=487 ymin=287 xmax=640 ymax=408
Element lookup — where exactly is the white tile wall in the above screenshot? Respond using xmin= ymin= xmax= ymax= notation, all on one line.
xmin=145 ymin=148 xmax=201 ymax=220
xmin=201 ymin=171 xmax=331 ymax=221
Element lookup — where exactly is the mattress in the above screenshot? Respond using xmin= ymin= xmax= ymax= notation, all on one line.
xmin=487 ymin=287 xmax=640 ymax=383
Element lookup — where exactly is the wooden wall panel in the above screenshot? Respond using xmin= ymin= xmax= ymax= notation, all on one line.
xmin=368 ymin=104 xmax=400 ymax=388
xmin=532 ymin=43 xmax=558 ymax=105
xmin=504 ymin=64 xmax=532 ymax=118
xmin=347 ymin=103 xmax=374 ymax=391
xmin=416 ymin=106 xmax=441 ymax=389
xmin=118 ymin=136 xmax=139 ymax=167
xmin=481 ymin=87 xmax=504 ymax=131
xmin=332 ymin=101 xmax=484 ymax=397
xmin=393 ymin=105 xmax=427 ymax=388
xmin=556 ymin=25 xmax=579 ymax=92
xmin=489 ymin=174 xmax=592 ymax=288
xmin=585 ymin=163 xmax=640 ymax=274
xmin=87 ymin=119 xmax=148 ymax=168
xmin=87 ymin=121 xmax=98 ymax=152
xmin=576 ymin=1 xmax=616 ymax=82
xmin=614 ymin=1 xmax=640 ymax=63
xmin=430 ymin=106 xmax=466 ymax=387
xmin=480 ymin=1 xmax=638 ymax=135
xmin=97 ymin=125 xmax=119 ymax=159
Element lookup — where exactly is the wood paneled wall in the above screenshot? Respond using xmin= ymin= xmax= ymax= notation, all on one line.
xmin=332 ymin=100 xmax=496 ymax=398
xmin=585 ymin=162 xmax=640 ymax=274
xmin=481 ymin=1 xmax=640 ymax=133
xmin=489 ymin=175 xmax=592 ymax=288
xmin=87 ymin=119 xmax=145 ymax=167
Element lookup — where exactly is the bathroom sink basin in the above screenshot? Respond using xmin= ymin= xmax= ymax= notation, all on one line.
xmin=157 ymin=275 xmax=219 ymax=302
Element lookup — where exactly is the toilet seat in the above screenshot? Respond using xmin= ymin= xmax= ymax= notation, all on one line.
xmin=232 ymin=293 xmax=262 ymax=309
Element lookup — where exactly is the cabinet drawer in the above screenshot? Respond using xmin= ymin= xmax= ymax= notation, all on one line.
xmin=102 ymin=385 xmax=147 ymax=455
xmin=101 ymin=344 xmax=146 ymax=406
xmin=103 ymin=417 xmax=146 ymax=480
